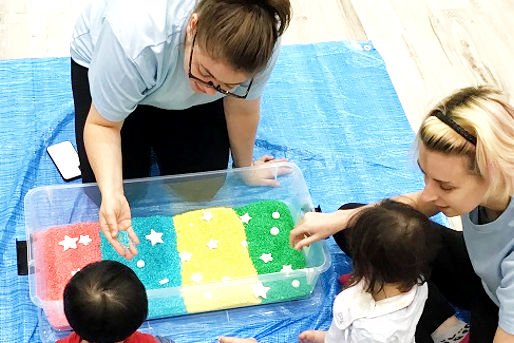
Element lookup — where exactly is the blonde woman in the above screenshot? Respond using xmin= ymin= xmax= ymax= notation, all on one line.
xmin=291 ymin=86 xmax=514 ymax=343
xmin=71 ymin=0 xmax=291 ymax=258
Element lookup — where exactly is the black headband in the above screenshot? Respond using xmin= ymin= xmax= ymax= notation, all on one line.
xmin=431 ymin=110 xmax=477 ymax=146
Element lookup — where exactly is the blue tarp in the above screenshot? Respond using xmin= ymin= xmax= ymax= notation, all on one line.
xmin=0 ymin=41 xmax=439 ymax=342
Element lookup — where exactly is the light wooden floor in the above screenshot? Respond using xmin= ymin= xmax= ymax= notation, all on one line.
xmin=2 ymin=0 xmax=513 ymax=228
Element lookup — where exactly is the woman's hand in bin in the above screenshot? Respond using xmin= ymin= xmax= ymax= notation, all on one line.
xmin=290 ymin=209 xmax=359 ymax=251
xmin=240 ymin=155 xmax=291 ymax=187
xmin=99 ymin=193 xmax=139 ymax=259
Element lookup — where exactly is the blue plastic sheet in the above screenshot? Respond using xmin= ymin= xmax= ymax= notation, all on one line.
xmin=0 ymin=41 xmax=444 ymax=343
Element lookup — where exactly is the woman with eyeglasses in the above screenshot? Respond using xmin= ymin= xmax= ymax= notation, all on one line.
xmin=290 ymin=86 xmax=514 ymax=342
xmin=70 ymin=0 xmax=291 ymax=258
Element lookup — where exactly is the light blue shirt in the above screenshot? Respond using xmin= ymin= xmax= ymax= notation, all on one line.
xmin=462 ymin=196 xmax=514 ymax=334
xmin=70 ymin=0 xmax=280 ymax=121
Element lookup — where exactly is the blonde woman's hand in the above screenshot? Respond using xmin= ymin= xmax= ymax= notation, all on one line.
xmin=290 ymin=209 xmax=359 ymax=251
xmin=99 ymin=192 xmax=139 ymax=259
xmin=240 ymin=155 xmax=291 ymax=187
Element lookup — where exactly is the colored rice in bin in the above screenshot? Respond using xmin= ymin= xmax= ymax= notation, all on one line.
xmin=34 ymin=200 xmax=312 ymax=328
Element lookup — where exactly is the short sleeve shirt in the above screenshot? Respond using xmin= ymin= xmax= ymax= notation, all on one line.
xmin=70 ymin=0 xmax=280 ymax=121
xmin=462 ymin=197 xmax=514 ymax=334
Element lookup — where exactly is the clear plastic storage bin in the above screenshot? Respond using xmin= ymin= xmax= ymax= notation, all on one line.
xmin=24 ymin=162 xmax=330 ymax=339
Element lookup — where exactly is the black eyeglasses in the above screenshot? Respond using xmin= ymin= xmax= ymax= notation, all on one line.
xmin=188 ymin=33 xmax=253 ymax=99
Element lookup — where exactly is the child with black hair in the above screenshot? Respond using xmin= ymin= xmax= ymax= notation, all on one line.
xmin=57 ymin=260 xmax=172 ymax=343
xmin=299 ymin=200 xmax=441 ymax=343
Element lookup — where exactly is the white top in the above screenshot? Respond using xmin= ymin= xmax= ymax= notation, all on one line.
xmin=70 ymin=0 xmax=280 ymax=121
xmin=325 ymin=280 xmax=428 ymax=343
xmin=462 ymin=196 xmax=514 ymax=334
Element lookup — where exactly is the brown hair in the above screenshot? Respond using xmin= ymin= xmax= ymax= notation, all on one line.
xmin=346 ymin=200 xmax=437 ymax=294
xmin=194 ymin=0 xmax=291 ymax=73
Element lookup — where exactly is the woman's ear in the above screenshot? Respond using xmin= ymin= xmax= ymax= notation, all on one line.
xmin=187 ymin=13 xmax=199 ymax=35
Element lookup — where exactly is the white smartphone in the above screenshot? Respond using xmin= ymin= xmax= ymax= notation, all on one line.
xmin=47 ymin=141 xmax=81 ymax=181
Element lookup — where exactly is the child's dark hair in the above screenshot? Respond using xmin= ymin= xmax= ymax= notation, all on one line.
xmin=63 ymin=260 xmax=148 ymax=343
xmin=347 ymin=200 xmax=436 ymax=294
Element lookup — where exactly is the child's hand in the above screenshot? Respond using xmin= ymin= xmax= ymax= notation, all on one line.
xmin=218 ymin=337 xmax=258 ymax=343
xmin=298 ymin=330 xmax=327 ymax=343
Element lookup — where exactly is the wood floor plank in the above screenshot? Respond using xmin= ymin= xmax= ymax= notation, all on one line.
xmin=283 ymin=0 xmax=366 ymax=44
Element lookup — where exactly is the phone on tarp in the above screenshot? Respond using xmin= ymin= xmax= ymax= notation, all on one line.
xmin=46 ymin=141 xmax=81 ymax=181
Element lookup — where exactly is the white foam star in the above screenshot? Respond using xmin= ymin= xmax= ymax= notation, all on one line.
xmin=191 ymin=272 xmax=203 ymax=283
xmin=206 ymin=239 xmax=219 ymax=250
xmin=272 ymin=211 xmax=280 ymax=219
xmin=202 ymin=211 xmax=214 ymax=222
xmin=159 ymin=278 xmax=169 ymax=285
xmin=291 ymin=279 xmax=301 ymax=288
xmin=179 ymin=251 xmax=192 ymax=262
xmin=260 ymin=253 xmax=273 ymax=263
xmin=145 ymin=229 xmax=164 ymax=246
xmin=240 ymin=213 xmax=252 ymax=224
xmin=71 ymin=268 xmax=80 ymax=276
xmin=281 ymin=264 xmax=293 ymax=274
xmin=241 ymin=240 xmax=248 ymax=247
xmin=252 ymin=282 xmax=271 ymax=299
xmin=59 ymin=235 xmax=79 ymax=251
xmin=78 ymin=235 xmax=92 ymax=246
xmin=136 ymin=260 xmax=145 ymax=268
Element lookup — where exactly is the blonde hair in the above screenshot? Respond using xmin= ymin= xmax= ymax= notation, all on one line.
xmin=418 ymin=86 xmax=514 ymax=199
xmin=194 ymin=0 xmax=291 ymax=74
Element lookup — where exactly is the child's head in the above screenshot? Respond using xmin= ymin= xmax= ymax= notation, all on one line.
xmin=347 ymin=200 xmax=436 ymax=294
xmin=63 ymin=260 xmax=148 ymax=343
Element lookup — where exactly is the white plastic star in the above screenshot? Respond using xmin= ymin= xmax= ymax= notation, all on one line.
xmin=202 ymin=211 xmax=214 ymax=222
xmin=260 ymin=253 xmax=273 ymax=263
xmin=241 ymin=240 xmax=248 ymax=247
xmin=145 ymin=229 xmax=164 ymax=246
xmin=272 ymin=211 xmax=280 ymax=219
xmin=206 ymin=239 xmax=219 ymax=250
xmin=78 ymin=235 xmax=92 ymax=246
xmin=291 ymin=279 xmax=301 ymax=288
xmin=252 ymin=282 xmax=271 ymax=299
xmin=59 ymin=235 xmax=79 ymax=251
xmin=240 ymin=213 xmax=252 ymax=224
xmin=190 ymin=272 xmax=203 ymax=283
xmin=180 ymin=251 xmax=192 ymax=262
xmin=281 ymin=264 xmax=293 ymax=274
xmin=270 ymin=227 xmax=280 ymax=236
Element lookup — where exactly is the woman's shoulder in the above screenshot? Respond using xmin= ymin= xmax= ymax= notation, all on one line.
xmin=104 ymin=0 xmax=193 ymax=54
